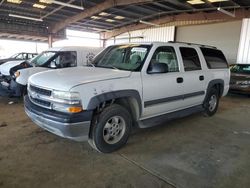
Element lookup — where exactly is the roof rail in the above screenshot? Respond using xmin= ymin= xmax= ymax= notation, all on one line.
xmin=168 ymin=41 xmax=217 ymax=49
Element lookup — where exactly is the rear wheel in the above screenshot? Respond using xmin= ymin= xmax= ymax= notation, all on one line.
xmin=203 ymin=88 xmax=219 ymax=116
xmin=89 ymin=104 xmax=132 ymax=153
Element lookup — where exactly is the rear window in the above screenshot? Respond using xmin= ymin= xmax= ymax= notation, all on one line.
xmin=201 ymin=48 xmax=228 ymax=69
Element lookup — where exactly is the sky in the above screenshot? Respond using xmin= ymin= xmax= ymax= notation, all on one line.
xmin=0 ymin=29 xmax=101 ymax=58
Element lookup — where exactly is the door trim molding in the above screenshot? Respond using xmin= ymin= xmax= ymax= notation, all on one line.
xmin=144 ymin=91 xmax=205 ymax=108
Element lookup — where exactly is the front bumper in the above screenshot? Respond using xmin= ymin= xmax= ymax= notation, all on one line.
xmin=0 ymin=78 xmax=25 ymax=96
xmin=24 ymin=95 xmax=93 ymax=141
xmin=229 ymin=85 xmax=250 ymax=95
xmin=0 ymin=75 xmax=11 ymax=90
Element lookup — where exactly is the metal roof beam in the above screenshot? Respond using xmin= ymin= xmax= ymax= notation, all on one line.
xmin=41 ymin=0 xmax=75 ymax=20
xmin=102 ymin=8 xmax=250 ymax=39
xmin=0 ymin=0 xmax=5 ymax=6
xmin=109 ymin=7 xmax=145 ymax=18
xmin=162 ymin=0 xmax=194 ymax=9
xmin=203 ymin=0 xmax=215 ymax=8
xmin=152 ymin=2 xmax=176 ymax=10
xmin=51 ymin=0 xmax=153 ymax=33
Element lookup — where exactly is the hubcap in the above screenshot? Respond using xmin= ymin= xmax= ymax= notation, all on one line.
xmin=208 ymin=94 xmax=217 ymax=112
xmin=103 ymin=116 xmax=126 ymax=144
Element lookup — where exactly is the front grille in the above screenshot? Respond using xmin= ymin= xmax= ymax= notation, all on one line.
xmin=30 ymin=85 xmax=52 ymax=96
xmin=30 ymin=96 xmax=51 ymax=108
xmin=28 ymin=84 xmax=52 ymax=109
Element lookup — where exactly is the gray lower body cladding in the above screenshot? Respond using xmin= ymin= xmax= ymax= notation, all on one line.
xmin=24 ymin=95 xmax=93 ymax=141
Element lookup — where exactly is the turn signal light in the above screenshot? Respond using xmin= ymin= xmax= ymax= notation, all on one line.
xmin=68 ymin=106 xmax=82 ymax=113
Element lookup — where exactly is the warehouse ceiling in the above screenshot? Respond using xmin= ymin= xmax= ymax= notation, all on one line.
xmin=0 ymin=0 xmax=250 ymax=42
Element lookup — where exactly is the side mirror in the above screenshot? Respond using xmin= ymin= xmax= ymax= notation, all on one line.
xmin=147 ymin=63 xmax=168 ymax=74
xmin=50 ymin=61 xmax=57 ymax=68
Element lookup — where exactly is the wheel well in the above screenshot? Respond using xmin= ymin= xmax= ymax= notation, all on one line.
xmin=94 ymin=97 xmax=140 ymax=121
xmin=89 ymin=97 xmax=140 ymax=139
xmin=212 ymin=83 xmax=223 ymax=97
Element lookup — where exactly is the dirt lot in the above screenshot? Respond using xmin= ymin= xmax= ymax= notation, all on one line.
xmin=0 ymin=93 xmax=250 ymax=188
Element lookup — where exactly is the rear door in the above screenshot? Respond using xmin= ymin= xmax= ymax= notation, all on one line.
xmin=177 ymin=46 xmax=206 ymax=107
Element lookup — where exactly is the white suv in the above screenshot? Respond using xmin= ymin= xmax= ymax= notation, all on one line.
xmin=24 ymin=42 xmax=230 ymax=153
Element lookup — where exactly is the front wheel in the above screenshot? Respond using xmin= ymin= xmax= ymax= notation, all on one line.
xmin=203 ymin=88 xmax=219 ymax=116
xmin=89 ymin=104 xmax=132 ymax=153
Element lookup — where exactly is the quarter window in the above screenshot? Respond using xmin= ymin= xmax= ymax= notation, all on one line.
xmin=200 ymin=48 xmax=228 ymax=69
xmin=180 ymin=47 xmax=201 ymax=71
xmin=149 ymin=46 xmax=179 ymax=72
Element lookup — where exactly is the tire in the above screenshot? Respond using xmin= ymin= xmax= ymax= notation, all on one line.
xmin=89 ymin=104 xmax=132 ymax=153
xmin=21 ymin=85 xmax=27 ymax=97
xmin=203 ymin=87 xmax=219 ymax=117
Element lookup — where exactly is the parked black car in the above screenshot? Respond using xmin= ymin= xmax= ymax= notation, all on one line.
xmin=229 ymin=64 xmax=250 ymax=95
xmin=0 ymin=52 xmax=37 ymax=65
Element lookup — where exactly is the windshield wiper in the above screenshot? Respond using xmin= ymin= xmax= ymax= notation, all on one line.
xmin=109 ymin=66 xmax=119 ymax=70
xmin=95 ymin=65 xmax=120 ymax=70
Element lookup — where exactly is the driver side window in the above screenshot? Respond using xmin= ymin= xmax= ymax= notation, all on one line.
xmin=55 ymin=51 xmax=77 ymax=68
xmin=148 ymin=46 xmax=179 ymax=73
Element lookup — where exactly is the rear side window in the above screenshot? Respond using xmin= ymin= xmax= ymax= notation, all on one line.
xmin=180 ymin=47 xmax=201 ymax=71
xmin=201 ymin=48 xmax=228 ymax=69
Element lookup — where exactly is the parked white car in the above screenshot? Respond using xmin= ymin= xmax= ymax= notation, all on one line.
xmin=24 ymin=42 xmax=230 ymax=153
xmin=0 ymin=46 xmax=103 ymax=96
xmin=0 ymin=52 xmax=37 ymax=65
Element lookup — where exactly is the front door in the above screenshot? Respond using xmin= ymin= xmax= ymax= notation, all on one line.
xmin=141 ymin=46 xmax=185 ymax=119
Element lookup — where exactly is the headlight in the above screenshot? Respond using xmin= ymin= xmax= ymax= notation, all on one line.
xmin=14 ymin=71 xmax=20 ymax=78
xmin=52 ymin=90 xmax=81 ymax=101
xmin=51 ymin=90 xmax=82 ymax=113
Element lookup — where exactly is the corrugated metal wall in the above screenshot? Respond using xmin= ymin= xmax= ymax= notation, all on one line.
xmin=176 ymin=21 xmax=242 ymax=64
xmin=237 ymin=18 xmax=250 ymax=64
xmin=106 ymin=26 xmax=175 ymax=46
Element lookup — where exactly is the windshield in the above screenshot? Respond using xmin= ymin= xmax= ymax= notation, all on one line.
xmin=230 ymin=64 xmax=250 ymax=74
xmin=30 ymin=51 xmax=56 ymax=66
xmin=93 ymin=44 xmax=151 ymax=71
xmin=10 ymin=53 xmax=20 ymax=58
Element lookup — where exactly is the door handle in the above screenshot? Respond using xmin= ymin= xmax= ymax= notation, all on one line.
xmin=177 ymin=77 xmax=183 ymax=83
xmin=199 ymin=75 xmax=204 ymax=81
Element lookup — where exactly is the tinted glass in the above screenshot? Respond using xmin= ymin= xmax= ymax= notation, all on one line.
xmin=93 ymin=44 xmax=151 ymax=71
xmin=54 ymin=51 xmax=77 ymax=68
xmin=201 ymin=48 xmax=228 ymax=69
xmin=180 ymin=47 xmax=201 ymax=71
xmin=149 ymin=46 xmax=179 ymax=72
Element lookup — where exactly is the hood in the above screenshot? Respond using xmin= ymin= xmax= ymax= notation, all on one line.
xmin=16 ymin=67 xmax=50 ymax=85
xmin=29 ymin=67 xmax=131 ymax=91
xmin=0 ymin=60 xmax=24 ymax=76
